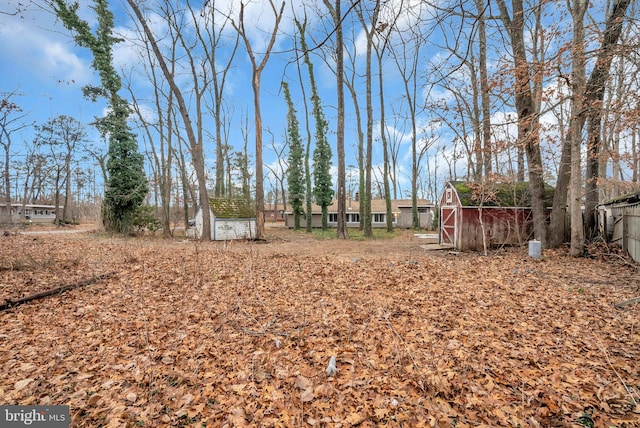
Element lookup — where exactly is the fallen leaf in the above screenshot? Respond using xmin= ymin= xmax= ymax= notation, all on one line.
xmin=14 ymin=379 xmax=33 ymax=391
xmin=295 ymin=375 xmax=312 ymax=390
xmin=300 ymin=386 xmax=314 ymax=403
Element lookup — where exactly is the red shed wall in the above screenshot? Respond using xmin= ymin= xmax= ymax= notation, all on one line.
xmin=458 ymin=207 xmax=533 ymax=251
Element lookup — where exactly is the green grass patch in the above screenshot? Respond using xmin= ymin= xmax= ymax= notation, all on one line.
xmin=293 ymin=227 xmax=401 ymax=240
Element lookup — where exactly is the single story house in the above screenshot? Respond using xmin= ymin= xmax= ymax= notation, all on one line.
xmin=0 ymin=203 xmax=62 ymax=223
xmin=284 ymin=198 xmax=434 ymax=229
xmin=190 ymin=198 xmax=257 ymax=240
xmin=598 ymin=192 xmax=640 ymax=262
xmin=264 ymin=203 xmax=287 ymax=222
xmin=439 ymin=181 xmax=554 ymax=251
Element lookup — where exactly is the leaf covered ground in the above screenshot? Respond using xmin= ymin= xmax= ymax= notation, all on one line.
xmin=1 ymin=228 xmax=639 ymax=427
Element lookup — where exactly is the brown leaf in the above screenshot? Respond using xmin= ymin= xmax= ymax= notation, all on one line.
xmin=14 ymin=379 xmax=33 ymax=391
xmin=300 ymin=386 xmax=314 ymax=403
xmin=294 ymin=375 xmax=312 ymax=390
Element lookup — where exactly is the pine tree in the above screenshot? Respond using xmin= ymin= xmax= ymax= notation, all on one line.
xmin=53 ymin=0 xmax=147 ymax=233
xmin=282 ymin=82 xmax=305 ymax=230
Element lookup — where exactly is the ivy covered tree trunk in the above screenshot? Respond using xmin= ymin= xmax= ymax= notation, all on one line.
xmin=54 ymin=0 xmax=147 ymax=234
xmin=297 ymin=19 xmax=334 ymax=230
xmin=282 ymin=82 xmax=305 ymax=230
xmin=294 ymin=19 xmax=315 ymax=233
xmin=102 ymin=102 xmax=148 ymax=233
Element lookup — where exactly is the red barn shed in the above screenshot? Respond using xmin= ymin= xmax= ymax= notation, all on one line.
xmin=439 ymin=181 xmax=554 ymax=251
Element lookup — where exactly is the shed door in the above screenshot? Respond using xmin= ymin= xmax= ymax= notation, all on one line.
xmin=441 ymin=207 xmax=456 ymax=245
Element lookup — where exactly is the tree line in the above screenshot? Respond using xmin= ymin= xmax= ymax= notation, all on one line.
xmin=2 ymin=0 xmax=639 ymax=255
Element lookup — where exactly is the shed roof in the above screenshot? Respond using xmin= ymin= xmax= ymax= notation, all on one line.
xmin=450 ymin=181 xmax=555 ymax=208
xmin=208 ymin=198 xmax=256 ymax=218
xmin=601 ymin=192 xmax=640 ymax=206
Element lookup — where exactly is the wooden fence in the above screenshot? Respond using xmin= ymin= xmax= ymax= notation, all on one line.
xmin=608 ymin=202 xmax=640 ymax=263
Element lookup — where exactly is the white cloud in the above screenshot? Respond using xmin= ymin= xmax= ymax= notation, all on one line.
xmin=202 ymin=0 xmax=292 ymax=54
xmin=0 ymin=12 xmax=93 ymax=86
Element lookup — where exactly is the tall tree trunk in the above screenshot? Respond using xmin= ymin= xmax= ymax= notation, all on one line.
xmin=294 ymin=30 xmax=314 ymax=233
xmin=497 ymin=0 xmax=548 ymax=247
xmin=251 ymin=68 xmax=265 ymax=239
xmin=476 ymin=0 xmax=492 ymax=177
xmin=377 ymin=51 xmax=393 ymax=232
xmin=583 ymin=0 xmax=631 ymax=239
xmin=569 ymin=0 xmax=588 ymax=257
xmin=63 ymin=152 xmax=72 ymax=223
xmin=341 ymin=36 xmax=365 ymax=230
xmin=550 ymin=136 xmax=572 ymax=247
xmin=233 ymin=0 xmax=285 ymax=240
xmin=354 ymin=1 xmax=379 ymax=237
xmin=3 ymin=142 xmax=11 ymax=223
xmin=333 ymin=0 xmax=348 ymax=239
xmin=549 ymin=58 xmax=572 ymax=248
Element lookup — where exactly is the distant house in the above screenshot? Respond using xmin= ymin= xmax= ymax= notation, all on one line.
xmin=264 ymin=203 xmax=287 ymax=222
xmin=439 ymin=181 xmax=555 ymax=251
xmin=284 ymin=198 xmax=435 ymax=229
xmin=191 ymin=198 xmax=256 ymax=240
xmin=0 ymin=203 xmax=62 ymax=223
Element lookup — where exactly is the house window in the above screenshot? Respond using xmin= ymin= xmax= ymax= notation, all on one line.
xmin=445 ymin=188 xmax=453 ymax=204
xmin=329 ymin=213 xmax=338 ymax=222
xmin=347 ymin=213 xmax=360 ymax=223
xmin=373 ymin=213 xmax=385 ymax=223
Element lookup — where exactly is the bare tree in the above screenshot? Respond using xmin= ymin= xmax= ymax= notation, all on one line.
xmin=0 ymin=93 xmax=29 ymax=223
xmin=124 ymin=45 xmax=176 ymax=236
xmin=476 ymin=0 xmax=493 ymax=177
xmin=126 ymin=0 xmax=213 ymax=240
xmin=569 ymin=0 xmax=588 ymax=256
xmin=265 ymin=128 xmax=289 ymax=220
xmin=495 ymin=0 xmax=548 ymax=247
xmin=232 ymin=0 xmax=285 ymax=240
xmin=322 ymin=0 xmax=348 ymax=239
xmin=388 ymin=10 xmax=425 ymax=229
xmin=355 ymin=0 xmax=380 ymax=236
xmin=341 ymin=18 xmax=366 ymax=228
xmin=191 ymin=1 xmax=239 ymax=198
xmin=374 ymin=1 xmax=404 ymax=232
xmin=582 ymin=0 xmax=631 ymax=239
xmin=34 ymin=116 xmax=86 ymax=225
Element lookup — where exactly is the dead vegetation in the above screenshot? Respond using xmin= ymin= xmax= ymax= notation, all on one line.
xmin=0 ymin=231 xmax=639 ymax=427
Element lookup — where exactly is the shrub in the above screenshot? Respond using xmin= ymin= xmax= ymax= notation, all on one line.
xmin=132 ymin=204 xmax=161 ymax=234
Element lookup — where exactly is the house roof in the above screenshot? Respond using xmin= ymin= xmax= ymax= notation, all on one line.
xmin=285 ymin=198 xmax=433 ymax=214
xmin=449 ymin=181 xmax=555 ymax=208
xmin=264 ymin=203 xmax=287 ymax=211
xmin=208 ymin=198 xmax=256 ymax=218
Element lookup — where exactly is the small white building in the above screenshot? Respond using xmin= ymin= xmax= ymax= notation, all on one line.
xmin=191 ymin=198 xmax=257 ymax=240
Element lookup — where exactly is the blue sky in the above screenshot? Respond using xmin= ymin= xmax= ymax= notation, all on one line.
xmin=0 ymin=0 xmax=456 ymax=203
xmin=2 ymin=0 xmax=625 ymax=205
